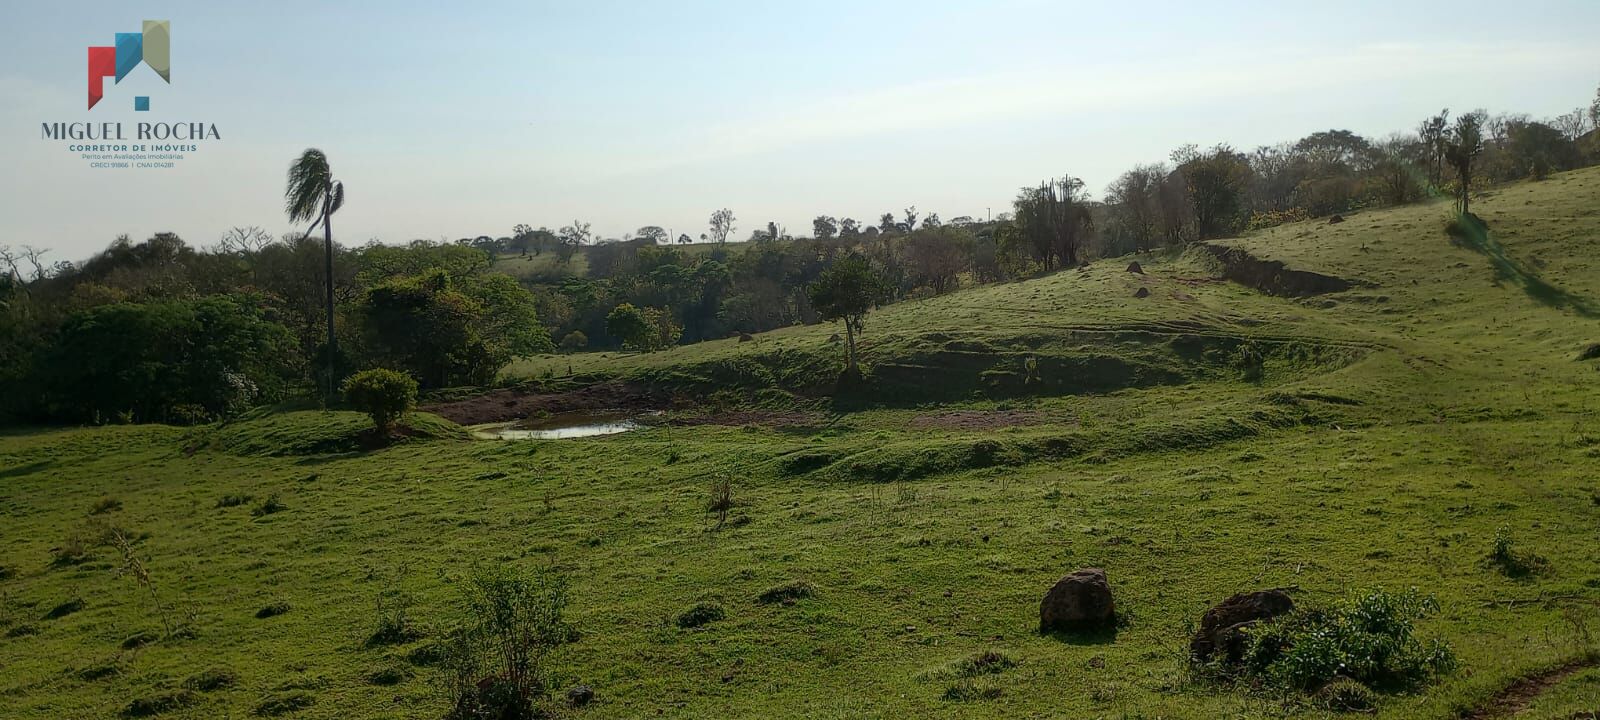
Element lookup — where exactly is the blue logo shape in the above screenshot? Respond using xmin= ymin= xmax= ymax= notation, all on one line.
xmin=114 ymin=32 xmax=143 ymax=82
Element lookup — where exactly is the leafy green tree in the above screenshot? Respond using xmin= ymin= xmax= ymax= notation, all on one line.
xmin=1013 ymin=176 xmax=1094 ymax=269
xmin=342 ymin=368 xmax=418 ymax=433
xmin=559 ymin=330 xmax=587 ymax=352
xmin=1418 ymin=109 xmax=1450 ymax=188
xmin=606 ymin=303 xmax=653 ymax=351
xmin=1446 ymin=112 xmax=1486 ymax=215
xmin=812 ymin=216 xmax=838 ymax=240
xmin=284 ymin=149 xmax=345 ymax=397
xmin=1175 ymin=145 xmax=1252 ymax=240
xmin=642 ymin=306 xmax=682 ymax=350
xmin=43 ymin=295 xmax=294 ymax=423
xmin=463 ymin=273 xmax=554 ymax=357
xmin=1590 ymin=83 xmax=1600 ymax=130
xmin=807 ymin=255 xmax=891 ymax=375
xmin=358 ymin=271 xmax=499 ymax=387
xmin=1506 ymin=119 xmax=1577 ymax=180
xmin=708 ymin=209 xmax=736 ymax=244
xmin=635 ymin=226 xmax=669 ymax=244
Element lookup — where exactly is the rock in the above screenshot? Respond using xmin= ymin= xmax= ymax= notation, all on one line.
xmin=1039 ymin=568 xmax=1115 ymax=632
xmin=1328 ymin=214 xmax=1345 ymax=224
xmin=567 ymin=684 xmax=595 ymax=707
xmin=738 ymin=333 xmax=753 ymax=343
xmin=1125 ymin=261 xmax=1144 ymax=274
xmin=1133 ymin=287 xmax=1150 ymax=299
xmin=828 ymin=333 xmax=842 ymax=344
xmin=1189 ymin=589 xmax=1294 ymax=663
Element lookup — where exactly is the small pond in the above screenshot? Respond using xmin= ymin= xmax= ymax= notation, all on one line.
xmin=472 ymin=410 xmax=650 ymax=440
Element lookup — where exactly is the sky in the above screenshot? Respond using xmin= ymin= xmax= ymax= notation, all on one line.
xmin=2 ymin=1 xmax=1598 ymax=262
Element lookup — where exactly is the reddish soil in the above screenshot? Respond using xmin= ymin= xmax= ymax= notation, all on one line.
xmin=1461 ymin=657 xmax=1600 ymax=719
xmin=908 ymin=410 xmax=1053 ymax=431
xmin=423 ymin=382 xmax=672 ymax=426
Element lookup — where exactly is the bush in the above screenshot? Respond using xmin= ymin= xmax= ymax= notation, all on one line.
xmin=757 ymin=580 xmax=815 ymax=605
xmin=1489 ymin=525 xmax=1549 ymax=577
xmin=122 ymin=690 xmax=197 ymax=717
xmin=676 ymin=602 xmax=726 ymax=629
xmin=44 ymin=597 xmax=85 ymax=619
xmin=952 ymin=650 xmax=1016 ymax=678
xmin=942 ymin=678 xmax=1002 ymax=702
xmin=216 ymin=493 xmax=253 ymax=508
xmin=441 ymin=565 xmax=572 ymax=720
xmin=88 ymin=496 xmax=123 ymax=515
xmin=342 ymin=368 xmax=418 ymax=433
xmin=1316 ymin=677 xmax=1376 ymax=712
xmin=1236 ymin=587 xmax=1457 ymax=693
xmin=251 ymin=494 xmax=287 ymax=518
xmin=367 ymin=587 xmax=423 ymax=647
xmin=253 ymin=690 xmax=315 ymax=716
xmin=559 ymin=331 xmax=587 ymax=353
xmin=366 ymin=663 xmax=412 ymax=686
xmin=182 ymin=666 xmax=238 ymax=692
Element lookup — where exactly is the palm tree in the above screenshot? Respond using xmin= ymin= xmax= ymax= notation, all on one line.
xmin=285 ymin=149 xmax=345 ymax=398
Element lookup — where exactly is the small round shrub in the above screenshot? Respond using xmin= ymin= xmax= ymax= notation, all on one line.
xmin=253 ymin=690 xmax=315 ymax=716
xmin=757 ymin=580 xmax=815 ymax=605
xmin=341 ymin=368 xmax=419 ymax=433
xmin=559 ymin=331 xmax=588 ymax=352
xmin=676 ymin=602 xmax=726 ymax=628
xmin=365 ymin=663 xmax=412 ymax=686
xmin=1316 ymin=678 xmax=1376 ymax=712
xmin=182 ymin=666 xmax=238 ymax=692
xmin=122 ymin=690 xmax=196 ymax=717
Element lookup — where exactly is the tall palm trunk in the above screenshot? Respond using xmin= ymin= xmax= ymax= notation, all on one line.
xmin=323 ymin=211 xmax=337 ymax=399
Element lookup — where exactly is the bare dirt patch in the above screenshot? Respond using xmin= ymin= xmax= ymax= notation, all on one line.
xmin=423 ymin=382 xmax=671 ymax=426
xmin=908 ymin=410 xmax=1054 ymax=431
xmin=1461 ymin=657 xmax=1600 ymax=720
xmin=1196 ymin=243 xmax=1367 ymax=297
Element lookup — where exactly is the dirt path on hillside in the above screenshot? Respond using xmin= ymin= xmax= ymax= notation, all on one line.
xmin=422 ymin=382 xmax=672 ymax=426
xmin=1460 ymin=657 xmax=1600 ymax=719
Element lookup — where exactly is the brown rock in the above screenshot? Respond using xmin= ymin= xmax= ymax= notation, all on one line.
xmin=1126 ymin=261 xmax=1144 ymax=274
xmin=1189 ymin=589 xmax=1294 ymax=663
xmin=1328 ymin=214 xmax=1345 ymax=224
xmin=738 ymin=332 xmax=754 ymax=343
xmin=1134 ymin=287 xmax=1150 ymax=298
xmin=1039 ymin=568 xmax=1115 ymax=632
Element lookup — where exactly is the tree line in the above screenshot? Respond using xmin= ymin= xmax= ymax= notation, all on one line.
xmin=1 ymin=86 xmax=1596 ymax=425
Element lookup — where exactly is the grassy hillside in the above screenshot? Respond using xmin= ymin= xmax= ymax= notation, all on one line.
xmin=4 ymin=169 xmax=1600 ymax=719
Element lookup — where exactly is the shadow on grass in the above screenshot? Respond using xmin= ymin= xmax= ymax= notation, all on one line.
xmin=0 ymin=460 xmax=53 ymax=480
xmin=1450 ymin=213 xmax=1600 ymax=317
xmin=1041 ymin=623 xmax=1120 ymax=646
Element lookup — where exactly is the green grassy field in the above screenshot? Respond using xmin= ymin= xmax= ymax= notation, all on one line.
xmin=4 ymin=169 xmax=1600 ymax=718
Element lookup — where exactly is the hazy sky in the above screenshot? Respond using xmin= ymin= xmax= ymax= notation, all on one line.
xmin=3 ymin=1 xmax=1598 ymax=261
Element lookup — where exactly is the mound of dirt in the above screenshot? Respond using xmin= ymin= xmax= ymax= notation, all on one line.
xmin=1039 ymin=568 xmax=1116 ymax=632
xmin=1189 ymin=589 xmax=1295 ymax=663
